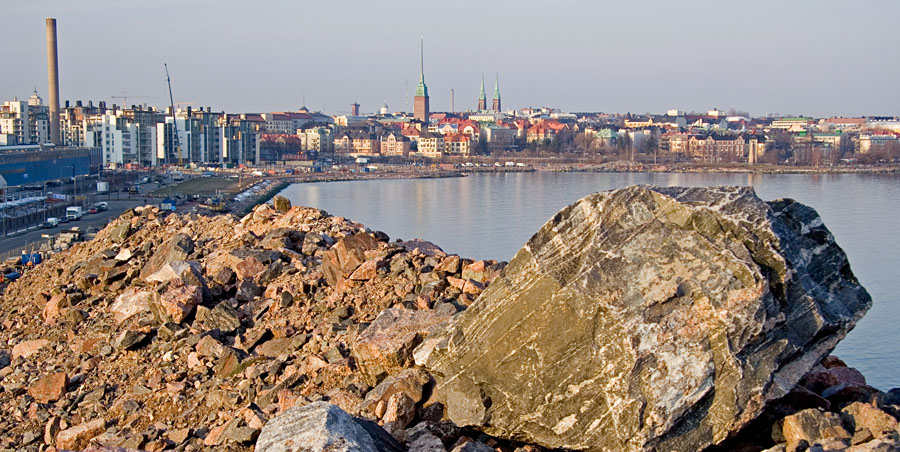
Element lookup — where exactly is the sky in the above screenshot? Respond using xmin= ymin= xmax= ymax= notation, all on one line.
xmin=2 ymin=0 xmax=899 ymax=118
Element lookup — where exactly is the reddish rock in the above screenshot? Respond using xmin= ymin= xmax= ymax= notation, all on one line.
xmin=353 ymin=307 xmax=450 ymax=386
xmin=322 ymin=233 xmax=381 ymax=285
xmin=782 ymin=408 xmax=851 ymax=451
xmin=435 ymin=255 xmax=461 ymax=273
xmin=461 ymin=261 xmax=487 ymax=283
xmin=349 ymin=259 xmax=379 ymax=281
xmin=235 ymin=256 xmax=265 ymax=281
xmin=28 ymin=372 xmax=68 ymax=403
xmin=842 ymin=402 xmax=899 ymax=445
xmin=801 ymin=366 xmax=867 ymax=394
xmin=150 ymin=282 xmax=202 ymax=323
xmin=382 ymin=392 xmax=416 ymax=434
xmin=12 ymin=339 xmax=49 ymax=359
xmin=56 ymin=418 xmax=106 ymax=450
xmin=69 ymin=336 xmax=103 ymax=354
xmin=447 ymin=277 xmax=465 ymax=290
xmin=42 ymin=293 xmax=69 ymax=323
xmin=109 ymin=288 xmax=153 ymax=323
xmin=44 ymin=416 xmax=61 ymax=446
xmin=462 ymin=279 xmax=485 ymax=295
xmin=362 ymin=368 xmax=432 ymax=415
xmin=203 ymin=421 xmax=229 ymax=446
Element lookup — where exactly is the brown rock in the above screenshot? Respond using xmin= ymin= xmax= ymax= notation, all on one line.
xmin=272 ymin=195 xmax=292 ymax=212
xmin=12 ymin=339 xmax=49 ymax=359
xmin=435 ymin=255 xmax=461 ymax=273
xmin=56 ymin=418 xmax=106 ymax=450
xmin=383 ymin=392 xmax=417 ymax=434
xmin=167 ymin=427 xmax=192 ymax=444
xmin=44 ymin=416 xmax=61 ymax=446
xmin=353 ymin=307 xmax=450 ymax=386
xmin=460 ymin=261 xmax=487 ymax=283
xmin=42 ymin=293 xmax=69 ymax=323
xmin=322 ymin=233 xmax=381 ymax=286
xmin=140 ymin=233 xmax=194 ymax=279
xmin=461 ymin=279 xmax=485 ymax=295
xmin=782 ymin=408 xmax=851 ymax=451
xmin=109 ymin=288 xmax=153 ymax=323
xmin=28 ymin=372 xmax=68 ymax=404
xmin=841 ymin=402 xmax=899 ymax=445
xmin=349 ymin=259 xmax=379 ymax=281
xmin=447 ymin=277 xmax=465 ymax=290
xmin=150 ymin=282 xmax=202 ymax=323
xmin=235 ymin=256 xmax=266 ymax=281
xmin=362 ymin=368 xmax=432 ymax=415
xmin=801 ymin=366 xmax=867 ymax=394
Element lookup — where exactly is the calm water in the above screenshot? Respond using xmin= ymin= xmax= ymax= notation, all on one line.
xmin=279 ymin=172 xmax=900 ymax=389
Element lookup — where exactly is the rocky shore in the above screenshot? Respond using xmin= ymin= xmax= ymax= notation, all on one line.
xmin=0 ymin=186 xmax=896 ymax=452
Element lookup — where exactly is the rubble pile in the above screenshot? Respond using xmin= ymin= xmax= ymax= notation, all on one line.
xmin=0 ymin=198 xmax=505 ymax=451
xmin=0 ymin=188 xmax=898 ymax=452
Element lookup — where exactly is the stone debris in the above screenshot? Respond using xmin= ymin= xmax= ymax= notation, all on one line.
xmin=0 ymin=189 xmax=894 ymax=452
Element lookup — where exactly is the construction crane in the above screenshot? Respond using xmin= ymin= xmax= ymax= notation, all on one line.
xmin=111 ymin=91 xmax=160 ymax=107
xmin=165 ymin=63 xmax=183 ymax=167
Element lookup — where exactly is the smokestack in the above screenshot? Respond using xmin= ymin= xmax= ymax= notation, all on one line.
xmin=45 ymin=18 xmax=61 ymax=145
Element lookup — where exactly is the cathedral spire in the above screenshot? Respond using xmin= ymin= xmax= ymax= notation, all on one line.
xmin=477 ymin=74 xmax=487 ymax=111
xmin=492 ymin=73 xmax=501 ymax=112
xmin=414 ymin=36 xmax=430 ymax=122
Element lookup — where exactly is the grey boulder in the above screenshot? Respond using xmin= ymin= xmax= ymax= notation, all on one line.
xmin=419 ymin=185 xmax=871 ymax=452
xmin=255 ymin=401 xmax=402 ymax=452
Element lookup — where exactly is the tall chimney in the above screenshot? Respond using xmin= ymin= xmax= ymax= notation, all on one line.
xmin=45 ymin=18 xmax=61 ymax=145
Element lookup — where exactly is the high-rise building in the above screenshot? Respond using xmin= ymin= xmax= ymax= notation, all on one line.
xmin=477 ymin=75 xmax=487 ymax=111
xmin=351 ymin=102 xmax=360 ymax=117
xmin=492 ymin=74 xmax=501 ymax=113
xmin=414 ymin=38 xmax=429 ymax=123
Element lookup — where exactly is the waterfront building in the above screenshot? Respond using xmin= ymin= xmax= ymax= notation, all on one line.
xmin=444 ymin=133 xmax=473 ymax=156
xmin=858 ymin=133 xmax=899 ymax=154
xmin=416 ymin=132 xmax=444 ymax=158
xmin=380 ymin=132 xmax=410 ymax=156
xmin=0 ymin=94 xmax=49 ymax=145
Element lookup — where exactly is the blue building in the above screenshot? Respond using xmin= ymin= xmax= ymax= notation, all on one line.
xmin=0 ymin=146 xmax=101 ymax=187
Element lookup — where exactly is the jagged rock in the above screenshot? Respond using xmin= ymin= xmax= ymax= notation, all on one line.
xmin=408 ymin=432 xmax=447 ymax=452
xmin=56 ymin=418 xmax=106 ymax=450
xmin=146 ymin=260 xmax=204 ymax=287
xmin=109 ymin=221 xmax=132 ymax=244
xmin=140 ymin=233 xmax=194 ymax=279
xmin=322 ymin=233 xmax=381 ymax=286
xmin=353 ymin=307 xmax=450 ymax=386
xmin=196 ymin=301 xmax=242 ymax=333
xmin=150 ymin=281 xmax=203 ymax=324
xmin=27 ymin=372 xmax=68 ymax=403
xmin=450 ymin=441 xmax=496 ymax=452
xmin=361 ymin=368 xmax=431 ymax=415
xmin=273 ymin=195 xmax=292 ymax=213
xmin=110 ymin=288 xmax=153 ymax=323
xmin=842 ymin=402 xmax=899 ymax=444
xmin=782 ymin=408 xmax=851 ymax=450
xmin=254 ymin=401 xmax=403 ymax=452
xmin=12 ymin=339 xmax=48 ymax=359
xmin=419 ymin=186 xmax=871 ymax=452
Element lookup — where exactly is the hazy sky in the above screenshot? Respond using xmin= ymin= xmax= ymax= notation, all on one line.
xmin=2 ymin=0 xmax=899 ymax=117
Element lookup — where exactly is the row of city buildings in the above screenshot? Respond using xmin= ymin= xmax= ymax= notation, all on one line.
xmin=3 ymin=88 xmax=899 ymax=167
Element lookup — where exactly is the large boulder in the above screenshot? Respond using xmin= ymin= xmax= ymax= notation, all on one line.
xmin=140 ymin=233 xmax=194 ymax=279
xmin=254 ymin=402 xmax=402 ymax=452
xmin=418 ymin=186 xmax=871 ymax=452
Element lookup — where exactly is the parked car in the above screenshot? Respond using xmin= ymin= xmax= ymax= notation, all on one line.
xmin=58 ymin=216 xmax=70 ymax=223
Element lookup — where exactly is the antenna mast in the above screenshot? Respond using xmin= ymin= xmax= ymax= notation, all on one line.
xmin=165 ymin=63 xmax=182 ymax=166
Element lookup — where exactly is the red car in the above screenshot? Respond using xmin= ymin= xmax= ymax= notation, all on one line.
xmin=87 ymin=207 xmax=98 ymax=214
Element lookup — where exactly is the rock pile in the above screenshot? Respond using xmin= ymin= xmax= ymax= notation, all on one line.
xmin=0 ymin=200 xmax=503 ymax=451
xmin=0 ymin=185 xmax=895 ymax=452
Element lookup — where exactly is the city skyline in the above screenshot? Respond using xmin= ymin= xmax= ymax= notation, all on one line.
xmin=3 ymin=0 xmax=900 ymax=117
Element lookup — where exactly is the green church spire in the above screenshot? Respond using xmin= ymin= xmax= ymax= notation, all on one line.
xmin=493 ymin=73 xmax=501 ymax=100
xmin=478 ymin=75 xmax=486 ymax=101
xmin=415 ymin=36 xmax=428 ymax=97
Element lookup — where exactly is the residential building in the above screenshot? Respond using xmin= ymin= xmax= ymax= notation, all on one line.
xmin=444 ymin=133 xmax=472 ymax=156
xmin=858 ymin=134 xmax=898 ymax=154
xmin=416 ymin=132 xmax=444 ymax=158
xmin=770 ymin=117 xmax=814 ymax=131
xmin=380 ymin=132 xmax=410 ymax=156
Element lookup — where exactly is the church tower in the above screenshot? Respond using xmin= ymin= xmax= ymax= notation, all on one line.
xmin=414 ymin=37 xmax=430 ymax=123
xmin=477 ymin=75 xmax=487 ymax=111
xmin=492 ymin=74 xmax=501 ymax=113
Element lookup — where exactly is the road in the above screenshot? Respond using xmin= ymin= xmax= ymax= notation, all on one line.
xmin=0 ymin=199 xmax=143 ymax=257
